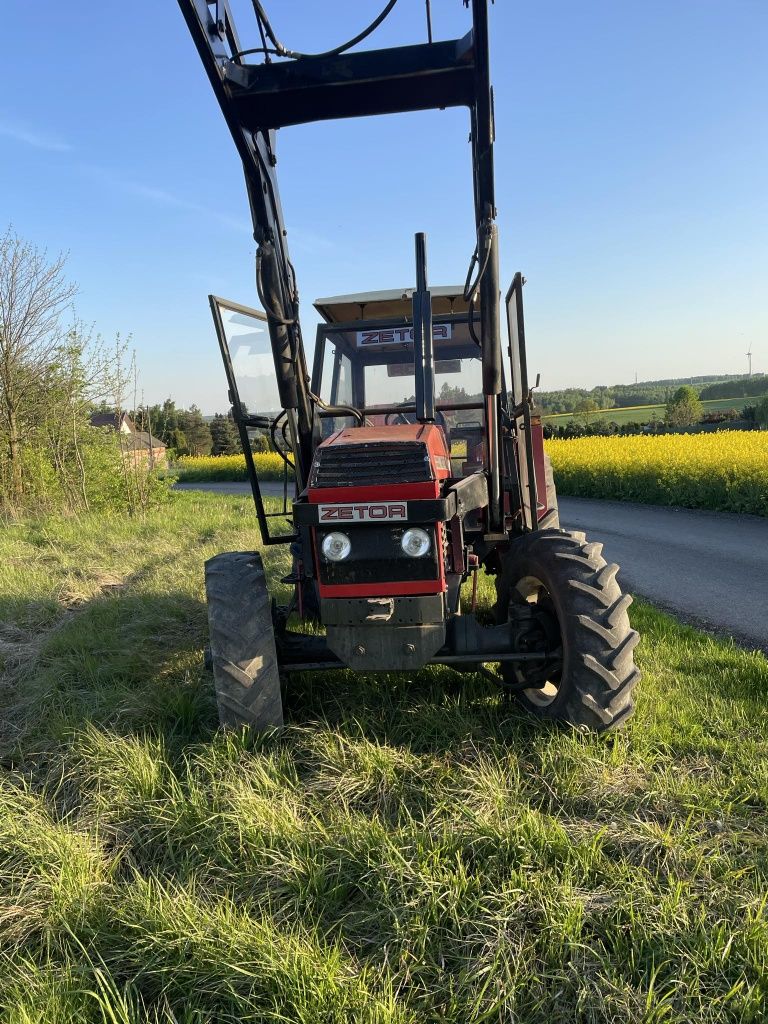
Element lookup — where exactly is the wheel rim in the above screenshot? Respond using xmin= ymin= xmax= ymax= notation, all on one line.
xmin=511 ymin=574 xmax=563 ymax=707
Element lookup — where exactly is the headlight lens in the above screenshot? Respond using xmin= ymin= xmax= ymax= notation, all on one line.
xmin=321 ymin=531 xmax=351 ymax=562
xmin=401 ymin=527 xmax=431 ymax=558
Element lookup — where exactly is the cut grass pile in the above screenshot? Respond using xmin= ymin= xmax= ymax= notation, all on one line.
xmin=0 ymin=491 xmax=767 ymax=1021
xmin=547 ymin=430 xmax=768 ymax=515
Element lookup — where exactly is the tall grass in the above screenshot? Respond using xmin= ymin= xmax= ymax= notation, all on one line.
xmin=0 ymin=491 xmax=766 ymax=1021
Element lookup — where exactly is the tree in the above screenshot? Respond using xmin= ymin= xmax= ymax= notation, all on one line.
xmin=178 ymin=405 xmax=212 ymax=456
xmin=574 ymin=398 xmax=599 ymax=424
xmin=665 ymin=385 xmax=703 ymax=426
xmin=754 ymin=396 xmax=768 ymax=428
xmin=170 ymin=427 xmax=188 ymax=453
xmin=132 ymin=397 xmax=182 ymax=448
xmin=439 ymin=382 xmax=471 ymax=404
xmin=210 ymin=412 xmax=240 ymax=455
xmin=0 ymin=228 xmax=77 ymax=503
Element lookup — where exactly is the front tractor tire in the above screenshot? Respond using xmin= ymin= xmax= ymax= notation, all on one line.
xmin=205 ymin=552 xmax=283 ymax=730
xmin=495 ymin=530 xmax=640 ymax=731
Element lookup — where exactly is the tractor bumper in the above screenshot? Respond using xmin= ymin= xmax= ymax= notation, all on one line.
xmin=322 ymin=594 xmax=446 ymax=671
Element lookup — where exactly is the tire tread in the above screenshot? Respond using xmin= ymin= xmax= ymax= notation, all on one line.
xmin=495 ymin=529 xmax=641 ymax=731
xmin=205 ymin=551 xmax=283 ymax=730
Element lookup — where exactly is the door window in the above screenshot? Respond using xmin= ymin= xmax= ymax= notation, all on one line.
xmin=211 ymin=298 xmax=281 ymax=420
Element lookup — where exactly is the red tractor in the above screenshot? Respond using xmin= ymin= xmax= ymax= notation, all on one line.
xmin=179 ymin=0 xmax=640 ymax=731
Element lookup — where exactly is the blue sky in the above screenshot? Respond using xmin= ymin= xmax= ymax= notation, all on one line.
xmin=3 ymin=0 xmax=766 ymax=411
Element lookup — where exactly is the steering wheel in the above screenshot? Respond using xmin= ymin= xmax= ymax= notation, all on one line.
xmin=384 ymin=406 xmax=413 ymax=426
xmin=385 ymin=403 xmax=449 ymax=433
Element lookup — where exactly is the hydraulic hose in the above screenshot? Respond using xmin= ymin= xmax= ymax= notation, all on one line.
xmin=237 ymin=0 xmax=400 ymax=62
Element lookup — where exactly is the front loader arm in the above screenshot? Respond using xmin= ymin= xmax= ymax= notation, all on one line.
xmin=176 ymin=0 xmax=315 ymax=485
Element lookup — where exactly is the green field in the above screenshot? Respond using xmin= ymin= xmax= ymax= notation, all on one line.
xmin=1 ymin=490 xmax=767 ymax=1022
xmin=542 ymin=395 xmax=765 ymax=427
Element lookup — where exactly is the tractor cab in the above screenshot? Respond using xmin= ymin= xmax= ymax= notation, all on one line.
xmin=210 ymin=258 xmax=552 ymax=552
xmin=312 ymin=286 xmax=485 ymax=476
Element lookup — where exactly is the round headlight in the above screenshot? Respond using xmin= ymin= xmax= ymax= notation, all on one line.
xmin=321 ymin=531 xmax=351 ymax=562
xmin=401 ymin=527 xmax=431 ymax=558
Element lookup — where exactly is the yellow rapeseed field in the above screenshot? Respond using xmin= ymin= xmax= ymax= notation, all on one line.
xmin=176 ymin=452 xmax=284 ymax=481
xmin=177 ymin=432 xmax=768 ymax=515
xmin=546 ymin=430 xmax=768 ymax=515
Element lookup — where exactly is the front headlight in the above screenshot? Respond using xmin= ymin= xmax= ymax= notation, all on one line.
xmin=401 ymin=527 xmax=431 ymax=558
xmin=321 ymin=532 xmax=352 ymax=562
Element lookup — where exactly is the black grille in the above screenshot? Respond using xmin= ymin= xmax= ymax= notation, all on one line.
xmin=310 ymin=442 xmax=433 ymax=489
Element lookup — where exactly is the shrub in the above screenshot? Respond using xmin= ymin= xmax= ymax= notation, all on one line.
xmin=701 ymin=409 xmax=739 ymax=424
xmin=754 ymin=396 xmax=768 ymax=428
xmin=665 ymin=385 xmax=703 ymax=426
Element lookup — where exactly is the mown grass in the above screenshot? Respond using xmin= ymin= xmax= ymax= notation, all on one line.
xmin=0 ymin=492 xmax=767 ymax=1022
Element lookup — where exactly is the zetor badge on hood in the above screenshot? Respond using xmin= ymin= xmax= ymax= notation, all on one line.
xmin=318 ymin=502 xmax=407 ymax=522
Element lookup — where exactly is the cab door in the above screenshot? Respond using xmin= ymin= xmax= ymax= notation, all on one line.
xmin=209 ymin=295 xmax=297 ymax=544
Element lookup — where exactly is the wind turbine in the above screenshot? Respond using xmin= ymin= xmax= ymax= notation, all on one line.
xmin=746 ymin=343 xmax=752 ymax=377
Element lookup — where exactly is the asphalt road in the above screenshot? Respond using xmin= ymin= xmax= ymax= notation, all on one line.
xmin=174 ymin=483 xmax=768 ymax=653
xmin=560 ymin=497 xmax=768 ymax=654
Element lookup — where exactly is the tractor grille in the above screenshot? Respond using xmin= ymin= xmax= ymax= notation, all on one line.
xmin=316 ymin=525 xmax=439 ymax=586
xmin=309 ymin=442 xmax=433 ymax=489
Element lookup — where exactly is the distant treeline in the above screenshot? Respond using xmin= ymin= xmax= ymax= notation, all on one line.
xmin=699 ymin=375 xmax=768 ymax=400
xmin=130 ymin=399 xmax=272 ymax=457
xmin=537 ymin=374 xmax=765 ymax=415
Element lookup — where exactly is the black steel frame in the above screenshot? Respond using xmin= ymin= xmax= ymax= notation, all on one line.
xmin=209 ymin=294 xmax=298 ymax=544
xmin=412 ymin=233 xmax=435 ymax=423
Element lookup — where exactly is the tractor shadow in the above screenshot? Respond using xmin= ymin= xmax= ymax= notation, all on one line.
xmin=5 ymin=561 xmax=761 ymax=791
xmin=282 ymin=661 xmax=552 ymax=754
xmin=1 ymin=567 xmax=563 ymax=769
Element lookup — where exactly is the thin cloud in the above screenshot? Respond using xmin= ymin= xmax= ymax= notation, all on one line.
xmin=82 ymin=165 xmax=252 ymax=235
xmin=0 ymin=120 xmax=72 ymax=152
xmin=88 ymin=168 xmax=335 ymax=248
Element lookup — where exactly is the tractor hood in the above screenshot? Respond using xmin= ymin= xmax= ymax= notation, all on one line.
xmin=307 ymin=423 xmax=451 ymax=502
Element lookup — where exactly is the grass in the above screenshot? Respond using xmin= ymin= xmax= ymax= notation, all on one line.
xmin=542 ymin=395 xmax=766 ymax=427
xmin=0 ymin=491 xmax=767 ymax=1021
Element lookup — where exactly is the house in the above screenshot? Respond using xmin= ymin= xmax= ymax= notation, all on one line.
xmin=89 ymin=411 xmax=167 ymax=468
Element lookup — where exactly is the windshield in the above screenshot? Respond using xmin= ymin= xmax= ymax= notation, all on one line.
xmin=317 ymin=318 xmax=483 ymax=412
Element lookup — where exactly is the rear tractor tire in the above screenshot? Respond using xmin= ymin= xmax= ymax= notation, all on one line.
xmin=494 ymin=529 xmax=640 ymax=731
xmin=204 ymin=551 xmax=283 ymax=730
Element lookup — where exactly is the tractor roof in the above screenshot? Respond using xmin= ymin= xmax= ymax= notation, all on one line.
xmin=314 ymin=286 xmax=470 ymax=324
